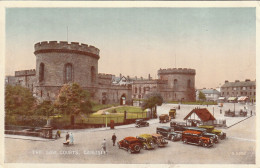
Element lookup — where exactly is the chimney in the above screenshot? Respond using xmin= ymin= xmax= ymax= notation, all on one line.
xmin=148 ymin=74 xmax=151 ymax=80
xmin=127 ymin=76 xmax=130 ymax=80
xmin=225 ymin=80 xmax=229 ymax=83
xmin=135 ymin=76 xmax=137 ymax=80
xmin=120 ymin=73 xmax=122 ymax=79
xmin=245 ymin=79 xmax=251 ymax=82
xmin=235 ymin=80 xmax=240 ymax=82
xmin=141 ymin=77 xmax=143 ymax=80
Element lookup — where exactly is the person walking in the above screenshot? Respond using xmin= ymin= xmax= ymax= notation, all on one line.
xmin=101 ymin=139 xmax=107 ymax=154
xmin=70 ymin=132 xmax=74 ymax=145
xmin=112 ymin=133 xmax=117 ymax=146
xmin=66 ymin=132 xmax=69 ymax=141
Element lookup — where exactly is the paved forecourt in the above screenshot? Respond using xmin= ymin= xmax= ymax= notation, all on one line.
xmin=5 ymin=113 xmax=255 ymax=164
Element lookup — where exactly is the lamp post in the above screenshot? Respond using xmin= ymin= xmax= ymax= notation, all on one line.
xmin=105 ymin=111 xmax=110 ymax=129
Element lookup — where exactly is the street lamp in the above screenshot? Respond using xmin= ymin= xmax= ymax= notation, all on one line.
xmin=105 ymin=111 xmax=110 ymax=129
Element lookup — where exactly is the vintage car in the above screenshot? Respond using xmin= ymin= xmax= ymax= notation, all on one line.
xmin=169 ymin=108 xmax=176 ymax=119
xmin=135 ymin=119 xmax=149 ymax=128
xmin=182 ymin=130 xmax=214 ymax=147
xmin=156 ymin=126 xmax=182 ymax=141
xmin=117 ymin=137 xmax=142 ymax=153
xmin=224 ymin=109 xmax=235 ymax=117
xmin=159 ymin=114 xmax=171 ymax=123
xmin=198 ymin=125 xmax=226 ymax=140
xmin=184 ymin=127 xmax=219 ymax=143
xmin=151 ymin=133 xmax=168 ymax=147
xmin=136 ymin=134 xmax=156 ymax=150
xmin=170 ymin=121 xmax=187 ymax=132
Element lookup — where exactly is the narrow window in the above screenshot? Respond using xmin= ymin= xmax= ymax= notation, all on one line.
xmin=187 ymin=79 xmax=191 ymax=88
xmin=91 ymin=66 xmax=95 ymax=83
xmin=174 ymin=79 xmax=178 ymax=89
xmin=65 ymin=63 xmax=73 ymax=83
xmin=39 ymin=63 xmax=44 ymax=82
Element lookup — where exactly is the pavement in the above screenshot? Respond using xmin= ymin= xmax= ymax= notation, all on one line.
xmin=4 ymin=115 xmax=256 ymax=164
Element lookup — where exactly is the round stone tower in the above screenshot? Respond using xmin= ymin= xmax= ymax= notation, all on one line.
xmin=158 ymin=68 xmax=196 ymax=101
xmin=34 ymin=41 xmax=100 ymax=101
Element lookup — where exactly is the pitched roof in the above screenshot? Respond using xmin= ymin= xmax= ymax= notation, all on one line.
xmin=184 ymin=108 xmax=216 ymax=121
xmin=200 ymin=89 xmax=220 ymax=94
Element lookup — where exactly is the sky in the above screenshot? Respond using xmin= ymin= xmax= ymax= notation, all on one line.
xmin=5 ymin=8 xmax=256 ymax=89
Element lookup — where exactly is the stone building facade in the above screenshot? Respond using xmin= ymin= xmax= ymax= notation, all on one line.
xmin=220 ymin=79 xmax=256 ymax=102
xmin=6 ymin=41 xmax=196 ymax=104
xmin=132 ymin=68 xmax=196 ymax=102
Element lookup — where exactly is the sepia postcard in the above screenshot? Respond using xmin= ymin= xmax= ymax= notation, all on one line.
xmin=0 ymin=1 xmax=259 ymax=168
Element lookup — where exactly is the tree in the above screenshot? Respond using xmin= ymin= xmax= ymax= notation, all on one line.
xmin=141 ymin=92 xmax=163 ymax=118
xmin=35 ymin=100 xmax=54 ymax=118
xmin=199 ymin=91 xmax=206 ymax=101
xmin=5 ymin=85 xmax=36 ymax=115
xmin=54 ymin=83 xmax=92 ymax=116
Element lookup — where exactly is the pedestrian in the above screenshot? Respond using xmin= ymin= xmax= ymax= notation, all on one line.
xmin=66 ymin=132 xmax=69 ymax=141
xmin=112 ymin=133 xmax=117 ymax=146
xmin=70 ymin=132 xmax=74 ymax=144
xmin=101 ymin=139 xmax=107 ymax=154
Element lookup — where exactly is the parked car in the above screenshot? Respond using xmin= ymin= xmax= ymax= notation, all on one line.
xmin=135 ymin=119 xmax=149 ymax=128
xmin=136 ymin=134 xmax=155 ymax=150
xmin=169 ymin=108 xmax=176 ymax=119
xmin=184 ymin=127 xmax=219 ymax=143
xmin=117 ymin=137 xmax=142 ymax=153
xmin=151 ymin=133 xmax=168 ymax=147
xmin=159 ymin=114 xmax=171 ymax=123
xmin=156 ymin=126 xmax=182 ymax=141
xmin=182 ymin=130 xmax=214 ymax=147
xmin=170 ymin=121 xmax=187 ymax=132
xmin=225 ymin=110 xmax=235 ymax=117
xmin=198 ymin=125 xmax=226 ymax=140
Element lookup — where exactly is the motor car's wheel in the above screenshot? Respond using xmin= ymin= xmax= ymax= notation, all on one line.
xmin=156 ymin=131 xmax=159 ymax=134
xmin=136 ymin=125 xmax=140 ymax=128
xmin=146 ymin=123 xmax=149 ymax=127
xmin=183 ymin=138 xmax=188 ymax=144
xmin=134 ymin=145 xmax=141 ymax=152
xmin=203 ymin=143 xmax=208 ymax=147
xmin=198 ymin=140 xmax=203 ymax=146
xmin=128 ymin=149 xmax=132 ymax=154
xmin=117 ymin=142 xmax=121 ymax=149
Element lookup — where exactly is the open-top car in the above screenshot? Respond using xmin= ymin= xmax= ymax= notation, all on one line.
xmin=198 ymin=125 xmax=226 ymax=140
xmin=117 ymin=137 xmax=142 ymax=153
xmin=156 ymin=126 xmax=182 ymax=141
xmin=151 ymin=133 xmax=168 ymax=147
xmin=136 ymin=134 xmax=155 ymax=150
xmin=182 ymin=130 xmax=214 ymax=148
xmin=135 ymin=119 xmax=149 ymax=128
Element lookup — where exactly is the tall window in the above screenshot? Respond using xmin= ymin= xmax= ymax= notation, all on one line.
xmin=139 ymin=87 xmax=141 ymax=93
xmin=174 ymin=79 xmax=178 ymax=89
xmin=187 ymin=79 xmax=191 ymax=88
xmin=91 ymin=66 xmax=95 ymax=83
xmin=135 ymin=87 xmax=137 ymax=93
xmin=39 ymin=63 xmax=44 ymax=82
xmin=65 ymin=63 xmax=72 ymax=83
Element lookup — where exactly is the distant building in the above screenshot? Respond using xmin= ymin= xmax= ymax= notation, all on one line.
xmin=196 ymin=89 xmax=220 ymax=102
xmin=220 ymin=79 xmax=256 ymax=103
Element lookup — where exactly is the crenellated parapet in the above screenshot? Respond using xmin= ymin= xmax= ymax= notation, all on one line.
xmin=34 ymin=41 xmax=100 ymax=59
xmin=158 ymin=68 xmax=196 ymax=75
xmin=15 ymin=69 xmax=36 ymax=77
xmin=98 ymin=73 xmax=113 ymax=79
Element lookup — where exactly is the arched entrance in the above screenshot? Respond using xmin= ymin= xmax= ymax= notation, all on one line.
xmin=120 ymin=94 xmax=126 ymax=105
xmin=102 ymin=92 xmax=107 ymax=104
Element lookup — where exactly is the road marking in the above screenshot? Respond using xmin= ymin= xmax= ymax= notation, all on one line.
xmin=229 ymin=136 xmax=256 ymax=142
